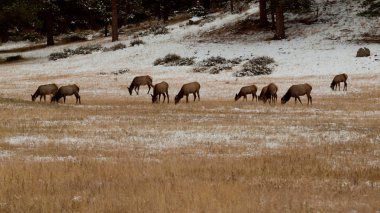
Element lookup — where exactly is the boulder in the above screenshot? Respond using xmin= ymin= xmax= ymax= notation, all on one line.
xmin=356 ymin=47 xmax=370 ymax=57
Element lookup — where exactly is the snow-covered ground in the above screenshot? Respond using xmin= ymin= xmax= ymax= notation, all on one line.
xmin=0 ymin=2 xmax=379 ymax=101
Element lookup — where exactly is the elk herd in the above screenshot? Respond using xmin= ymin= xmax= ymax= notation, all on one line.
xmin=31 ymin=73 xmax=348 ymax=106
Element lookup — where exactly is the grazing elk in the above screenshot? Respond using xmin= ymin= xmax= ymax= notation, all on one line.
xmin=259 ymin=83 xmax=278 ymax=104
xmin=235 ymin=85 xmax=257 ymax=101
xmin=151 ymin=81 xmax=169 ymax=103
xmin=330 ymin=73 xmax=348 ymax=91
xmin=51 ymin=84 xmax=81 ymax=104
xmin=128 ymin=75 xmax=153 ymax=95
xmin=174 ymin=82 xmax=200 ymax=104
xmin=281 ymin=83 xmax=312 ymax=105
xmin=31 ymin=83 xmax=58 ymax=102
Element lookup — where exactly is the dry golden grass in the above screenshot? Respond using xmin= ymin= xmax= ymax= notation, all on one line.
xmin=0 ymin=82 xmax=379 ymax=212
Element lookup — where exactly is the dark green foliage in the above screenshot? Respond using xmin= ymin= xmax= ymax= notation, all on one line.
xmin=102 ymin=43 xmax=127 ymax=52
xmin=359 ymin=0 xmax=380 ymax=17
xmin=234 ymin=56 xmax=275 ymax=77
xmin=49 ymin=44 xmax=102 ymax=61
xmin=154 ymin=54 xmax=195 ymax=66
xmin=130 ymin=39 xmax=145 ymax=46
xmin=5 ymin=55 xmax=23 ymax=62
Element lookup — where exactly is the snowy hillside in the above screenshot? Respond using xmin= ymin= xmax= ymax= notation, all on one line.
xmin=0 ymin=1 xmax=379 ymax=101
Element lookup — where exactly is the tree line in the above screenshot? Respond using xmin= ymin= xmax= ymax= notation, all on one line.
xmin=0 ymin=0 xmax=377 ymax=45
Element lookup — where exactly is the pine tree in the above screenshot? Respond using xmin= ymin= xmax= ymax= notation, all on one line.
xmin=359 ymin=0 xmax=380 ymax=17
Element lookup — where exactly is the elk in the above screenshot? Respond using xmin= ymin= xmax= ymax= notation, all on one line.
xmin=31 ymin=83 xmax=58 ymax=102
xmin=281 ymin=83 xmax=312 ymax=105
xmin=259 ymin=83 xmax=278 ymax=104
xmin=235 ymin=85 xmax=257 ymax=101
xmin=330 ymin=73 xmax=348 ymax=91
xmin=174 ymin=82 xmax=200 ymax=104
xmin=51 ymin=84 xmax=81 ymax=104
xmin=151 ymin=81 xmax=169 ymax=103
xmin=128 ymin=75 xmax=153 ymax=95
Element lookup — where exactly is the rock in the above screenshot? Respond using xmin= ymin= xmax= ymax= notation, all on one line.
xmin=356 ymin=47 xmax=370 ymax=57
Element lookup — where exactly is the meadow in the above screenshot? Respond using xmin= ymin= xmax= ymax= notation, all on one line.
xmin=0 ymin=76 xmax=379 ymax=212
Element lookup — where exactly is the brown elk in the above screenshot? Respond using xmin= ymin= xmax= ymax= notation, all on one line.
xmin=281 ymin=83 xmax=312 ymax=105
xmin=330 ymin=73 xmax=348 ymax=91
xmin=259 ymin=83 xmax=278 ymax=104
xmin=31 ymin=83 xmax=58 ymax=102
xmin=151 ymin=81 xmax=169 ymax=103
xmin=174 ymin=82 xmax=200 ymax=104
xmin=128 ymin=75 xmax=153 ymax=95
xmin=51 ymin=84 xmax=81 ymax=104
xmin=235 ymin=85 xmax=257 ymax=101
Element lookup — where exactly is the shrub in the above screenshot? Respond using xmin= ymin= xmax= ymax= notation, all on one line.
xmin=49 ymin=44 xmax=102 ymax=61
xmin=111 ymin=68 xmax=130 ymax=75
xmin=61 ymin=34 xmax=87 ymax=44
xmin=154 ymin=54 xmax=195 ymax=66
xmin=234 ymin=56 xmax=275 ymax=77
xmin=5 ymin=55 xmax=23 ymax=62
xmin=130 ymin=39 xmax=145 ymax=46
xmin=103 ymin=43 xmax=127 ymax=52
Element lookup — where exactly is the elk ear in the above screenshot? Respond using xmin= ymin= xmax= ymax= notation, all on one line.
xmin=151 ymin=94 xmax=153 ymax=97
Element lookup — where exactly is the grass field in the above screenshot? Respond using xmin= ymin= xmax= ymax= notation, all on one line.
xmin=0 ymin=75 xmax=379 ymax=212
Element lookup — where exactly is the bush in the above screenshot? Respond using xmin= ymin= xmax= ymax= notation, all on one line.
xmin=154 ymin=54 xmax=195 ymax=66
xmin=103 ymin=43 xmax=127 ymax=52
xmin=130 ymin=39 xmax=145 ymax=46
xmin=61 ymin=34 xmax=87 ymax=44
xmin=193 ymin=56 xmax=242 ymax=74
xmin=234 ymin=56 xmax=275 ymax=77
xmin=111 ymin=68 xmax=130 ymax=75
xmin=49 ymin=44 xmax=102 ymax=61
xmin=5 ymin=55 xmax=23 ymax=62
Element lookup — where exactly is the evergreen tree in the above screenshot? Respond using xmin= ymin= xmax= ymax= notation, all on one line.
xmin=359 ymin=0 xmax=380 ymax=17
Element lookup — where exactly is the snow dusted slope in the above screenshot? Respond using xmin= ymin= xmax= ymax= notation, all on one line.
xmin=0 ymin=2 xmax=379 ymax=100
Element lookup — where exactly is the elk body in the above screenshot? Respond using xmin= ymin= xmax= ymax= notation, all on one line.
xmin=151 ymin=81 xmax=169 ymax=103
xmin=235 ymin=85 xmax=257 ymax=101
xmin=51 ymin=84 xmax=81 ymax=104
xmin=31 ymin=83 xmax=58 ymax=102
xmin=128 ymin=75 xmax=153 ymax=95
xmin=281 ymin=83 xmax=312 ymax=105
xmin=259 ymin=83 xmax=278 ymax=104
xmin=330 ymin=73 xmax=348 ymax=91
xmin=174 ymin=82 xmax=200 ymax=104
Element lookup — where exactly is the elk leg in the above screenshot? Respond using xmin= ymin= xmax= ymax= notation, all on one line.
xmin=75 ymin=93 xmax=81 ymax=104
xmin=147 ymin=85 xmax=151 ymax=94
xmin=63 ymin=96 xmax=66 ymax=103
xmin=244 ymin=95 xmax=247 ymax=101
xmin=162 ymin=94 xmax=166 ymax=103
xmin=166 ymin=92 xmax=169 ymax=103
xmin=197 ymin=91 xmax=200 ymax=101
xmin=295 ymin=97 xmax=297 ymax=104
xmin=307 ymin=94 xmax=312 ymax=105
xmin=344 ymin=82 xmax=347 ymax=91
xmin=338 ymin=83 xmax=341 ymax=91
xmin=297 ymin=97 xmax=303 ymax=105
xmin=186 ymin=95 xmax=189 ymax=103
xmin=40 ymin=96 xmax=42 ymax=102
xmin=43 ymin=95 xmax=46 ymax=102
xmin=193 ymin=93 xmax=196 ymax=102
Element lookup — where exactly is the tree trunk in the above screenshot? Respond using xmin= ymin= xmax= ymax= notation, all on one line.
xmin=162 ymin=0 xmax=169 ymax=22
xmin=46 ymin=9 xmax=54 ymax=46
xmin=230 ymin=0 xmax=234 ymax=13
xmin=271 ymin=7 xmax=275 ymax=29
xmin=275 ymin=5 xmax=285 ymax=39
xmin=111 ymin=0 xmax=118 ymax=42
xmin=259 ymin=0 xmax=268 ymax=27
xmin=104 ymin=24 xmax=108 ymax=37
